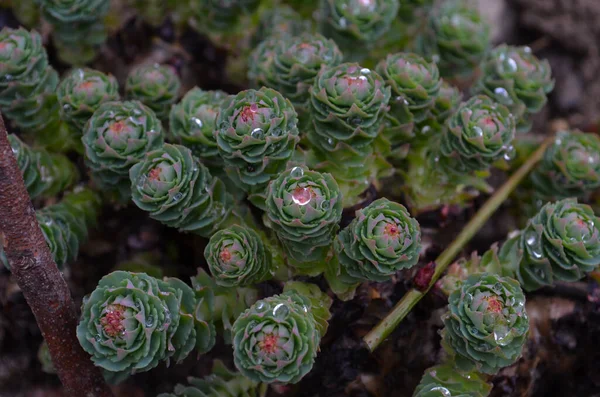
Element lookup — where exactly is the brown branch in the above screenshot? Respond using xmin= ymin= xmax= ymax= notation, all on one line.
xmin=0 ymin=114 xmax=113 ymax=397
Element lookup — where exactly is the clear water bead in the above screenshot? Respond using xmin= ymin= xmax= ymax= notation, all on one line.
xmin=191 ymin=117 xmax=203 ymax=129
xmin=273 ymin=303 xmax=289 ymax=320
xmin=290 ymin=166 xmax=304 ymax=178
xmin=251 ymin=128 xmax=264 ymax=139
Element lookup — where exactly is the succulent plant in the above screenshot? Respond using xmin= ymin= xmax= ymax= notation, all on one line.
xmin=215 ymin=87 xmax=300 ymax=191
xmin=472 ymin=45 xmax=554 ymax=132
xmin=191 ymin=269 xmax=258 ymax=344
xmin=11 ymin=0 xmax=40 ymax=27
xmin=38 ymin=0 xmax=110 ymax=64
xmin=129 ymin=144 xmax=236 ymax=238
xmin=158 ymin=359 xmax=266 ymax=397
xmin=319 ymin=0 xmax=400 ymax=60
xmin=249 ymin=33 xmax=343 ymax=115
xmin=36 ymin=187 xmax=101 ymax=270
xmin=253 ymin=5 xmax=309 ymax=47
xmin=397 ymin=0 xmax=434 ymax=22
xmin=57 ymin=68 xmax=120 ymax=133
xmin=307 ymin=62 xmax=391 ymax=204
xmin=376 ymin=52 xmax=441 ymax=145
xmin=441 ymin=272 xmax=529 ymax=375
xmin=440 ymin=95 xmax=516 ymax=173
xmin=232 ymin=282 xmax=331 ymax=384
xmin=169 ymin=88 xmax=229 ymax=163
xmin=125 ymin=64 xmax=181 ymax=122
xmin=0 ymin=27 xmax=75 ymax=151
xmin=77 ymin=271 xmax=215 ymax=376
xmin=204 ymin=225 xmax=273 ymax=287
xmin=129 ymin=0 xmax=174 ymax=26
xmin=265 ymin=166 xmax=343 ymax=275
xmin=335 ymin=198 xmax=421 ymax=285
xmin=415 ymin=79 xmax=463 ymax=139
xmin=82 ymin=100 xmax=164 ymax=199
xmin=413 ymin=363 xmax=492 ymax=397
xmin=190 ymin=0 xmax=261 ymax=33
xmin=530 ymin=130 xmax=600 ymax=200
xmin=415 ymin=0 xmax=490 ymax=79
xmin=8 ymin=134 xmax=79 ymax=199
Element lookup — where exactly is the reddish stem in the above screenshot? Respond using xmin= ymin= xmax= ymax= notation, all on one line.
xmin=0 ymin=114 xmax=113 ymax=396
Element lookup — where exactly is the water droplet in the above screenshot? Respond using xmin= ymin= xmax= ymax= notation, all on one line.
xmin=191 ymin=117 xmax=203 ymax=129
xmin=133 ymin=108 xmax=142 ymax=116
xmin=494 ymin=87 xmax=513 ymax=105
xmin=247 ymin=164 xmax=256 ymax=172
xmin=250 ymin=103 xmax=258 ymax=112
xmin=350 ymin=117 xmax=362 ymax=126
xmin=360 ymin=68 xmax=371 ymax=75
xmin=145 ymin=316 xmax=154 ymax=327
xmin=137 ymin=175 xmax=148 ymax=188
xmin=94 ymin=334 xmax=102 ymax=342
xmin=273 ymin=303 xmax=289 ymax=319
xmin=173 ymin=192 xmax=184 ymax=202
xmin=251 ymin=128 xmax=264 ymax=139
xmin=493 ymin=282 xmax=503 ymax=293
xmin=525 ymin=230 xmax=537 ymax=246
xmin=5 ymin=74 xmax=12 ymax=81
xmin=432 ymin=54 xmax=440 ymax=63
xmin=272 ymin=128 xmax=282 ymax=137
xmin=421 ymin=126 xmax=431 ymax=135
xmin=255 ymin=301 xmax=267 ymax=312
xmin=256 ymin=356 xmax=263 ymax=365
xmin=63 ymin=104 xmax=71 ymax=112
xmin=320 ymin=200 xmax=330 ymax=210
xmin=302 ymin=305 xmax=309 ymax=313
xmin=327 ymin=138 xmax=335 ymax=147
xmin=464 ymin=293 xmax=473 ymax=304
xmin=473 ymin=126 xmax=484 ymax=137
xmin=290 ymin=166 xmax=304 ymax=178
xmin=292 ymin=187 xmax=312 ymax=206
xmin=77 ymin=68 xmax=85 ymax=80
xmin=434 ymin=156 xmax=440 ymax=163
xmin=588 ymin=155 xmax=597 ymax=165
xmin=503 ymin=145 xmax=516 ymax=161
xmin=493 ymin=325 xmax=511 ymax=346
xmin=45 ymin=219 xmax=53 ymax=227
xmin=523 ymin=46 xmax=532 ymax=53
xmin=430 ymin=387 xmax=451 ymax=397
xmin=395 ymin=96 xmax=409 ymax=105
xmin=339 ymin=18 xmax=347 ymax=28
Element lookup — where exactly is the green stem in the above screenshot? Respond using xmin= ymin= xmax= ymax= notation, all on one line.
xmin=363 ymin=135 xmax=554 ymax=352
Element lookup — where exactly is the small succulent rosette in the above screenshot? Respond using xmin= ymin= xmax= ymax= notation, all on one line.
xmin=413 ymin=363 xmax=492 ymax=397
xmin=191 ymin=0 xmax=261 ymax=33
xmin=129 ymin=144 xmax=235 ymax=238
xmin=415 ymin=0 xmax=490 ymax=80
xmin=232 ymin=282 xmax=331 ymax=384
xmin=57 ymin=68 xmax=120 ymax=133
xmin=376 ymin=52 xmax=441 ymax=145
xmin=83 ymin=100 xmax=164 ymax=199
xmin=204 ymin=225 xmax=273 ymax=287
xmin=441 ymin=272 xmax=529 ymax=375
xmin=158 ymin=359 xmax=266 ymax=397
xmin=530 ymin=130 xmax=600 ymax=200
xmin=472 ymin=44 xmax=554 ymax=132
xmin=334 ymin=198 xmax=421 ymax=284
xmin=215 ymin=87 xmax=300 ymax=192
xmin=77 ymin=271 xmax=215 ymax=376
xmin=125 ymin=63 xmax=181 ymax=121
xmin=253 ymin=5 xmax=310 ymax=46
xmin=319 ymin=0 xmax=400 ymax=60
xmin=265 ymin=166 xmax=343 ymax=275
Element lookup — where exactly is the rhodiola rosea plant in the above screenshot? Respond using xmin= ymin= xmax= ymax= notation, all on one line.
xmin=3 ymin=1 xmax=600 ymax=396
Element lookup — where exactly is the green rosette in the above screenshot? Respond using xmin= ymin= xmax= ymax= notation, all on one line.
xmin=232 ymin=287 xmax=329 ymax=384
xmin=415 ymin=0 xmax=490 ymax=80
xmin=413 ymin=363 xmax=492 ymax=397
xmin=215 ymin=87 xmax=300 ymax=191
xmin=204 ymin=225 xmax=273 ymax=287
xmin=376 ymin=52 xmax=441 ymax=145
xmin=57 ymin=68 xmax=120 ymax=133
xmin=129 ymin=144 xmax=236 ymax=238
xmin=441 ymin=272 xmax=529 ymax=375
xmin=158 ymin=359 xmax=266 ymax=397
xmin=38 ymin=0 xmax=110 ymax=64
xmin=472 ymin=44 xmax=554 ymax=132
xmin=125 ymin=64 xmax=181 ymax=122
xmin=265 ymin=166 xmax=343 ymax=275
xmin=82 ymin=100 xmax=164 ymax=199
xmin=190 ymin=0 xmax=261 ymax=33
xmin=440 ymin=95 xmax=516 ymax=173
xmin=8 ymin=134 xmax=79 ymax=199
xmin=252 ymin=5 xmax=309 ymax=46
xmin=319 ymin=0 xmax=400 ymax=60
xmin=530 ymin=130 xmax=600 ymax=200
xmin=335 ymin=198 xmax=421 ymax=284
xmin=77 ymin=271 xmax=214 ymax=376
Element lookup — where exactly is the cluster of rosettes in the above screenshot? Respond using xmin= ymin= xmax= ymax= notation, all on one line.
xmin=232 ymin=282 xmax=331 ymax=384
xmin=129 ymin=144 xmax=235 ymax=238
xmin=0 ymin=28 xmax=61 ymax=145
xmin=215 ymin=88 xmax=300 ymax=191
xmin=125 ymin=64 xmax=182 ymax=121
xmin=335 ymin=198 xmax=421 ymax=284
xmin=57 ymin=68 xmax=120 ymax=133
xmin=416 ymin=0 xmax=490 ymax=79
xmin=473 ymin=45 xmax=554 ymax=132
xmin=441 ymin=273 xmax=529 ymax=375
xmin=9 ymin=134 xmax=79 ymax=199
xmin=265 ymin=167 xmax=343 ymax=274
xmin=530 ymin=130 xmax=600 ymax=200
xmin=82 ymin=100 xmax=164 ymax=199
xmin=413 ymin=363 xmax=491 ymax=397
xmin=38 ymin=0 xmax=110 ymax=64
xmin=77 ymin=271 xmax=215 ymax=376
xmin=319 ymin=0 xmax=400 ymax=60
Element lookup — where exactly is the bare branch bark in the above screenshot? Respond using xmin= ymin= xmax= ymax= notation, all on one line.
xmin=0 ymin=114 xmax=113 ymax=397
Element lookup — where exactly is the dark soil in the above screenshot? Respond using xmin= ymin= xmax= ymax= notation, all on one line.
xmin=2 ymin=2 xmax=600 ymax=396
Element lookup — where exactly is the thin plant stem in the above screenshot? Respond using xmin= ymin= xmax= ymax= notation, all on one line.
xmin=363 ymin=135 xmax=554 ymax=352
